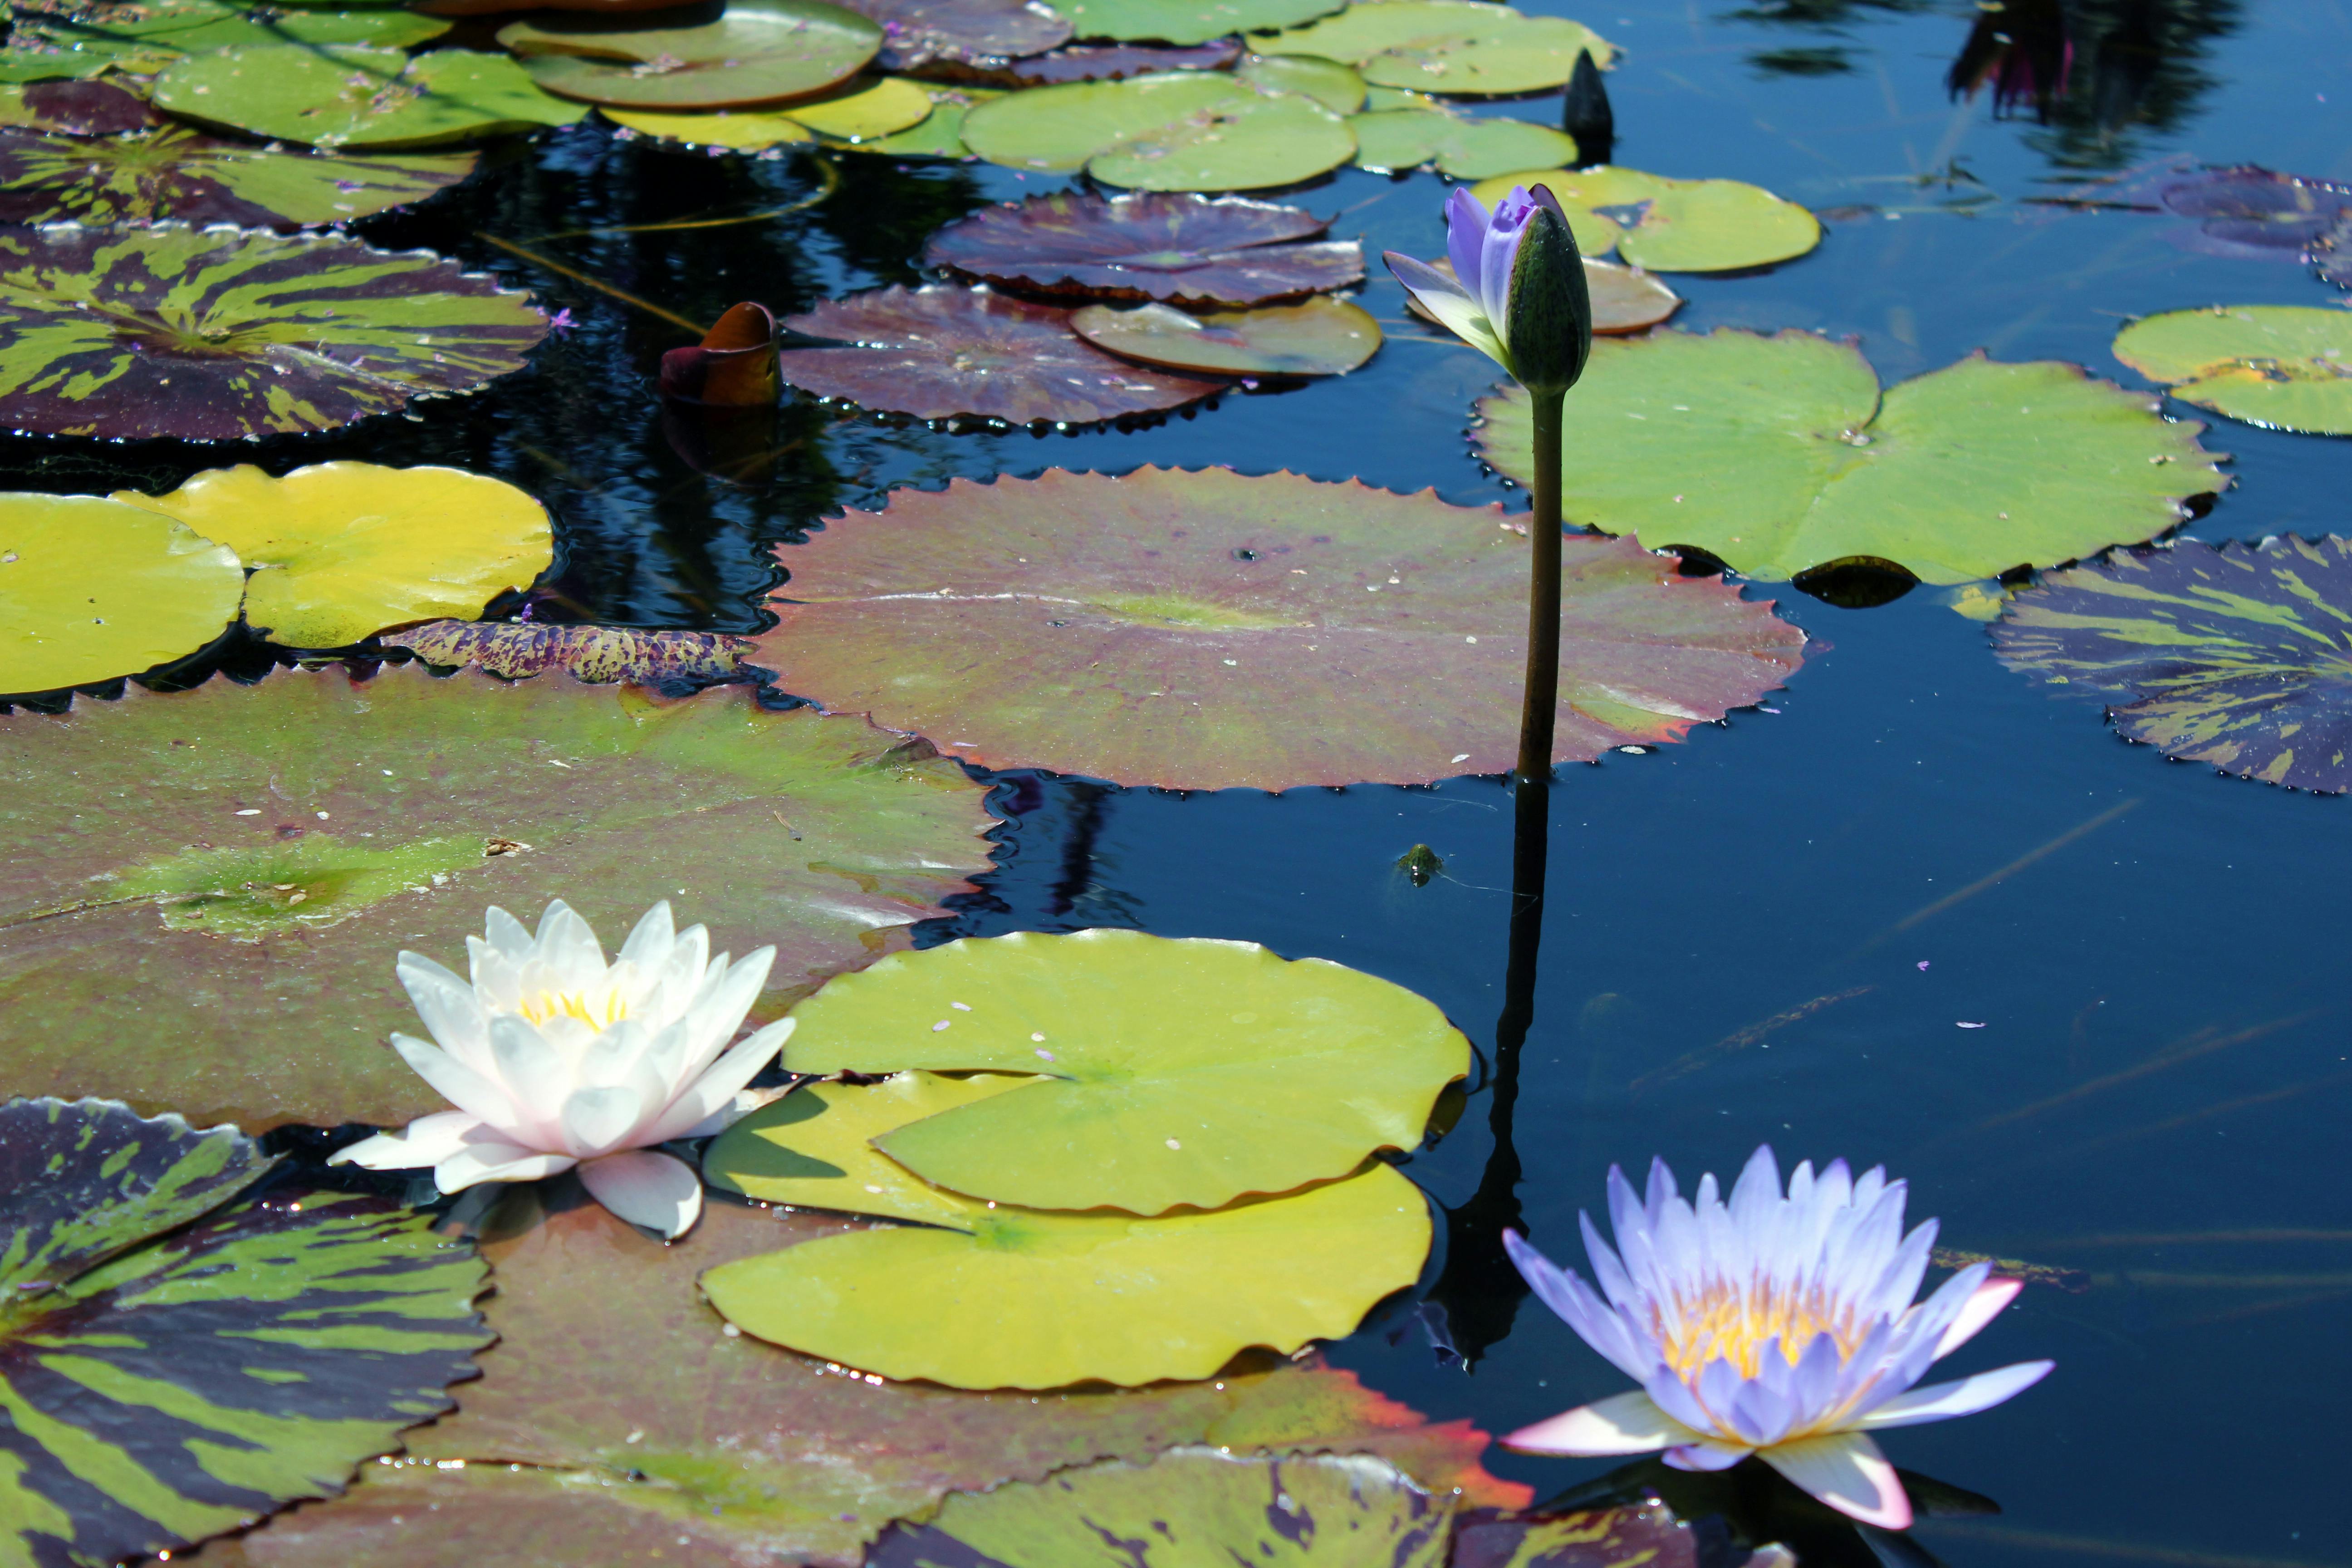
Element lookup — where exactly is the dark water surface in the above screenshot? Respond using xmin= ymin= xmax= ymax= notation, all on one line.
xmin=20 ymin=0 xmax=2351 ymax=1560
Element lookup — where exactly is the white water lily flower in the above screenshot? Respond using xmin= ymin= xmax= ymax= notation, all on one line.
xmin=1503 ymin=1146 xmax=2053 ymax=1530
xmin=331 ymin=899 xmax=792 ymax=1239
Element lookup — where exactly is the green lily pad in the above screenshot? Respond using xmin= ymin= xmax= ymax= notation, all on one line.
xmin=0 ymin=51 xmax=118 ymax=83
xmin=9 ymin=0 xmax=449 ymax=68
xmin=0 ymin=125 xmax=475 ymax=226
xmin=843 ymin=0 xmax=1071 ymax=69
xmin=1474 ymin=329 xmax=2225 ymax=584
xmin=1059 ymin=0 xmax=1339 ymax=45
xmin=1348 ymin=105 xmax=1574 ymax=177
xmin=381 ymin=620 xmax=754 ymax=683
xmin=152 ymin=46 xmax=587 ymax=150
xmin=854 ymin=83 xmax=1000 ymax=156
xmin=1993 ymin=535 xmax=2352 ymax=792
xmin=747 ymin=466 xmax=1804 ymax=790
xmin=1250 ymin=0 xmax=1613 ymax=94
xmin=960 ymin=73 xmax=1355 ymax=190
xmin=775 ymin=928 xmax=1470 ymax=1213
xmin=1073 ymin=296 xmax=1382 ymax=376
xmin=0 ymin=667 xmax=996 ymax=1129
xmin=0 ymin=224 xmax=548 ymax=440
xmin=604 ymin=74 xmax=933 ymax=147
xmin=702 ymin=1072 xmax=1434 ymax=1387
xmin=2111 ymin=305 xmax=2352 ymax=435
xmin=1 ymin=1098 xmax=490 ymax=1568
xmin=180 ymin=1193 xmax=1524 ymax=1568
xmin=0 ymin=495 xmax=242 ymax=697
xmin=112 ymin=463 xmax=552 ymax=649
xmin=778 ymin=286 xmax=1230 ymax=423
xmin=498 ymin=0 xmax=882 ymax=110
xmin=1232 ymin=49 xmax=1362 ymax=111
xmin=1468 ymin=164 xmax=1819 ymax=272
xmin=870 ymin=1449 xmax=1455 ymax=1568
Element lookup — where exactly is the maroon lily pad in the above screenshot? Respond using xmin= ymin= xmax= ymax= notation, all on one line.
xmin=0 ymin=223 xmax=544 ymax=441
xmin=0 ymin=78 xmax=161 ymax=134
xmin=747 ymin=467 xmax=1806 ymax=791
xmin=657 ymin=299 xmax=781 ymax=405
xmin=838 ymin=0 xmax=1072 ymax=68
xmin=183 ymin=1192 xmax=1527 ymax=1568
xmin=2157 ymin=165 xmax=2352 ymax=259
xmin=777 ymin=285 xmax=1228 ymax=423
xmin=923 ymin=189 xmax=1363 ymax=306
xmin=381 ymin=621 xmax=755 ymax=683
xmin=1994 ymin=534 xmax=2352 ymax=793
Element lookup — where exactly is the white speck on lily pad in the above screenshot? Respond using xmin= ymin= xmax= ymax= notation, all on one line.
xmin=932 ymin=1019 xmax=951 ymax=1031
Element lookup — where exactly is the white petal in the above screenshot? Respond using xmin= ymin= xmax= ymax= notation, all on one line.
xmin=1934 ymin=1276 xmax=2023 ymax=1357
xmin=1383 ymin=251 xmax=1508 ymax=369
xmin=397 ymin=955 xmax=491 ymax=1068
xmin=561 ymin=1085 xmax=655 ymax=1157
xmin=617 ymin=900 xmax=676 ymax=973
xmin=578 ymin=1149 xmax=704 ymax=1239
xmin=392 ymin=1034 xmax=524 ymax=1132
xmin=536 ymin=899 xmax=607 ymax=989
xmin=1856 ymin=1361 xmax=2053 ymax=1430
xmin=482 ymin=904 xmax=533 ymax=960
xmin=489 ymin=1014 xmax=569 ymax=1116
xmin=1758 ymin=1432 xmax=1912 ymax=1529
xmin=328 ymin=1109 xmax=483 ymax=1170
xmin=1502 ymin=1388 xmax=1698 ymax=1456
xmin=434 ymin=1143 xmax=575 ymax=1191
xmin=638 ymin=1018 xmax=794 ymax=1145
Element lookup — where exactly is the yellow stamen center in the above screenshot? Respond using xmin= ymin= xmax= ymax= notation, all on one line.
xmin=518 ymin=990 xmax=627 ymax=1029
xmin=1652 ymin=1279 xmax=1865 ymax=1379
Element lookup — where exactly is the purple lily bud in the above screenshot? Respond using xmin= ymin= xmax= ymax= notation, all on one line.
xmin=1384 ymin=183 xmax=1589 ymax=390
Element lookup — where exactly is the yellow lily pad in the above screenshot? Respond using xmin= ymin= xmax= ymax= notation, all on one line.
xmin=603 ymin=74 xmax=933 ymax=147
xmin=0 ymin=495 xmax=242 ymax=695
xmin=2112 ymin=305 xmax=2352 ymax=435
xmin=702 ymin=1072 xmax=1434 ymax=1388
xmin=113 ymin=463 xmax=551 ymax=649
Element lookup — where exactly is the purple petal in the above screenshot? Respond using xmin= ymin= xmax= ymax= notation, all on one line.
xmin=1444 ymin=187 xmax=1489 ymax=298
xmin=1855 ymin=1361 xmax=2054 ymax=1430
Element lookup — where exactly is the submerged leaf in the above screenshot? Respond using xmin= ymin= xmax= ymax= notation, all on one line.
xmin=1994 ymin=535 xmax=2352 ymax=792
xmin=0 ymin=667 xmax=996 ymax=1128
xmin=1475 ymin=329 xmax=2224 ymax=583
xmin=2156 ymin=165 xmax=2352 ymax=259
xmin=702 ymin=1073 xmax=1433 ymax=1387
xmin=869 ymin=1449 xmax=1456 ymax=1567
xmin=0 ymin=224 xmax=546 ymax=440
xmin=748 ymin=467 xmax=1804 ymax=790
xmin=2111 ymin=305 xmax=2352 ymax=435
xmin=960 ymin=72 xmax=1355 ymax=190
xmin=923 ymin=189 xmax=1363 ymax=307
xmin=185 ymin=1193 xmax=1521 ymax=1568
xmin=382 ymin=620 xmax=754 ymax=682
xmin=777 ymin=285 xmax=1228 ymax=421
xmin=0 ymin=494 xmax=242 ymax=696
xmin=498 ymin=0 xmax=882 ymax=109
xmin=1073 ymin=296 xmax=1381 ymax=375
xmin=114 ymin=464 xmax=551 ymax=648
xmin=0 ymin=1098 xmax=490 ymax=1568
xmin=776 ymin=928 xmax=1470 ymax=1213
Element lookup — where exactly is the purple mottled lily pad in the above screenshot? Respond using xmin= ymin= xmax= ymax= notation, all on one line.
xmin=1994 ymin=534 xmax=2352 ymax=792
xmin=0 ymin=78 xmax=160 ymax=134
xmin=0 ymin=127 xmax=475 ymax=227
xmin=0 ymin=223 xmax=544 ymax=440
xmin=836 ymin=0 xmax=1070 ymax=68
xmin=924 ymin=190 xmax=1362 ymax=306
xmin=777 ymin=285 xmax=1228 ymax=423
xmin=383 ymin=620 xmax=755 ymax=683
xmin=2158 ymin=165 xmax=2352 ymax=260
xmin=1448 ymin=1504 xmax=1703 ymax=1568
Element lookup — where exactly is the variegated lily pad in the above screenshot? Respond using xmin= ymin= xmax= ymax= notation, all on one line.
xmin=0 ymin=224 xmax=547 ymax=440
xmin=0 ymin=77 xmax=161 ymax=133
xmin=382 ymin=621 xmax=754 ymax=683
xmin=2112 ymin=305 xmax=2352 ymax=435
xmin=0 ymin=125 xmax=475 ymax=226
xmin=0 ymin=1097 xmax=490 ymax=1568
xmin=152 ymin=46 xmax=587 ymax=150
xmin=1994 ymin=535 xmax=2352 ymax=792
xmin=778 ymin=285 xmax=1229 ymax=422
xmin=498 ymin=0 xmax=882 ymax=110
xmin=923 ymin=189 xmax=1363 ymax=306
xmin=748 ymin=467 xmax=1805 ymax=790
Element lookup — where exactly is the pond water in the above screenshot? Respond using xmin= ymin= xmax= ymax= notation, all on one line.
xmin=9 ymin=0 xmax=2347 ymax=1562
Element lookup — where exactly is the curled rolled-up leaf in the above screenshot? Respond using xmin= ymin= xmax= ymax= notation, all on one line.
xmin=658 ymin=301 xmax=782 ymax=405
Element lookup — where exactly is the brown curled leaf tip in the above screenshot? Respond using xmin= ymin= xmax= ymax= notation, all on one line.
xmin=659 ymin=301 xmax=782 ymax=406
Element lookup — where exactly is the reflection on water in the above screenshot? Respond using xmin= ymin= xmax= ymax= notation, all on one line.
xmin=2025 ymin=0 xmax=2246 ymax=167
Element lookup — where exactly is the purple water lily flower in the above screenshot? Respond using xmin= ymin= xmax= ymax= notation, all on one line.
xmin=1503 ymin=1146 xmax=2053 ymax=1530
xmin=1383 ymin=185 xmax=1561 ymax=378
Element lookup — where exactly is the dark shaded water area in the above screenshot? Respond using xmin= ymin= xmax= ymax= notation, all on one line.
xmin=17 ymin=0 xmax=2352 ymax=1561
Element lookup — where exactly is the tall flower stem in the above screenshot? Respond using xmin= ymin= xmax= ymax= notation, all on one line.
xmin=1516 ymin=387 xmax=1567 ymax=783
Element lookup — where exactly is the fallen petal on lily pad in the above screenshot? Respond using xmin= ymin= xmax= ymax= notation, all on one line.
xmin=748 ymin=467 xmax=1804 ymax=790
xmin=0 ymin=223 xmax=547 ymax=440
xmin=112 ymin=463 xmax=550 ymax=648
xmin=778 ymin=285 xmax=1229 ymax=422
xmin=2112 ymin=305 xmax=2352 ymax=435
xmin=0 ymin=1098 xmax=491 ymax=1568
xmin=0 ymin=494 xmax=242 ymax=697
xmin=1475 ymin=329 xmax=2224 ymax=583
xmin=0 ymin=667 xmax=997 ymax=1129
xmin=923 ymin=188 xmax=1362 ymax=306
xmin=1994 ymin=535 xmax=2352 ymax=792
xmin=775 ymin=927 xmax=1470 ymax=1214
xmin=702 ymin=1072 xmax=1433 ymax=1387
xmin=383 ymin=620 xmax=755 ymax=683
xmin=1073 ymin=296 xmax=1381 ymax=375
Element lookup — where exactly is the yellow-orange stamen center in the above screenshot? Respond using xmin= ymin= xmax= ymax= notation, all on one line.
xmin=1651 ymin=1279 xmax=1865 ymax=1379
xmin=518 ymin=990 xmax=627 ymax=1029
